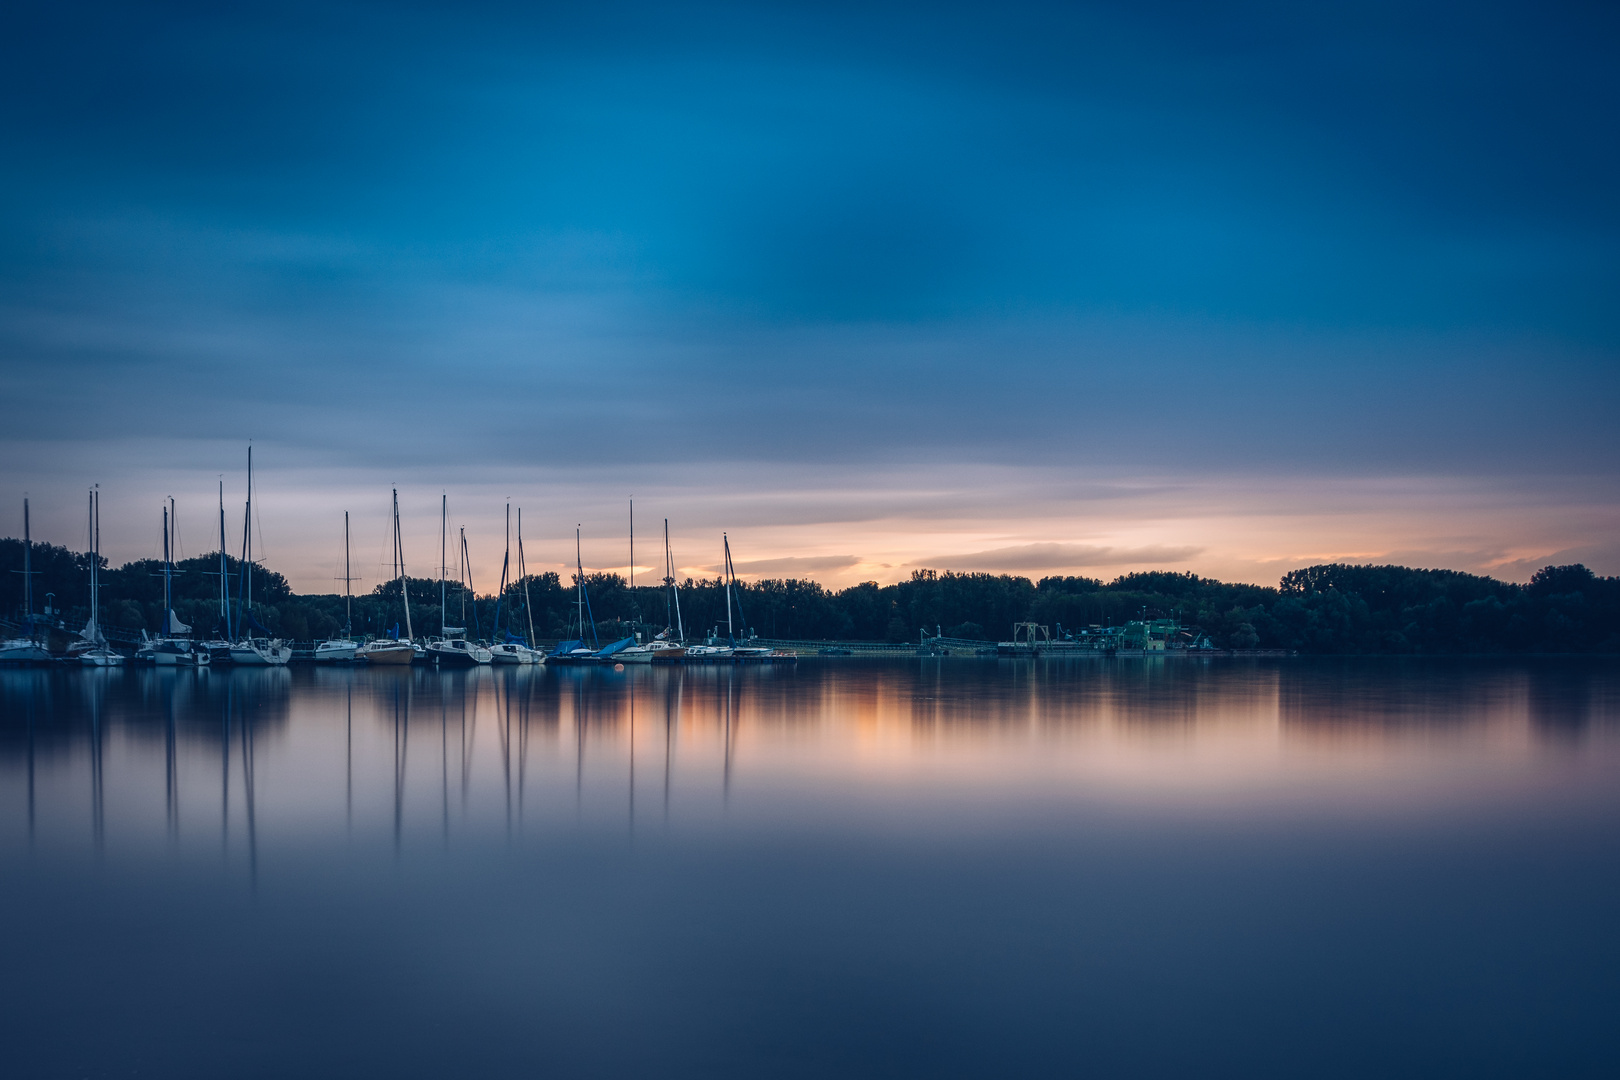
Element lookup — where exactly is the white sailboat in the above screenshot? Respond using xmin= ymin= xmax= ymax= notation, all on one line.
xmin=0 ymin=497 xmax=53 ymax=665
xmin=228 ymin=449 xmax=288 ymax=666
xmin=199 ymin=480 xmax=236 ymax=662
xmin=358 ymin=488 xmax=416 ymax=664
xmin=77 ymin=488 xmax=122 ymax=666
xmin=618 ymin=513 xmax=687 ymax=664
xmin=315 ymin=511 xmax=361 ymax=662
xmin=488 ymin=504 xmax=539 ymax=664
xmin=426 ymin=506 xmax=491 ymax=666
xmin=150 ymin=499 xmax=210 ymax=667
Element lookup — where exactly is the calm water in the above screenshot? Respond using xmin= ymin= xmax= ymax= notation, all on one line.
xmin=3 ymin=658 xmax=1619 ymax=1078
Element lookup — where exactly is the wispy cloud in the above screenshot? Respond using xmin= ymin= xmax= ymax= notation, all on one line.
xmin=696 ymin=555 xmax=863 ymax=578
xmin=908 ymin=543 xmax=1204 ymax=574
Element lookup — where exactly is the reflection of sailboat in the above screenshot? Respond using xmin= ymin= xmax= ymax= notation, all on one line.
xmin=77 ymin=488 xmax=123 ymax=666
xmin=315 ymin=512 xmax=360 ymax=662
xmin=360 ymin=489 xmax=417 ymax=665
xmin=1 ymin=498 xmax=53 ymax=665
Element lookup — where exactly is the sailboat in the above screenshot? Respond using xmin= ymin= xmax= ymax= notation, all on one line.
xmin=427 ymin=504 xmax=491 ymax=666
xmin=149 ymin=499 xmax=210 ymax=666
xmin=315 ymin=512 xmax=361 ymax=661
xmin=359 ymin=488 xmax=417 ymax=664
xmin=77 ymin=487 xmax=122 ymax=666
xmin=619 ymin=512 xmax=687 ymax=664
xmin=228 ymin=449 xmax=290 ymax=665
xmin=488 ymin=503 xmax=540 ymax=664
xmin=200 ymin=481 xmax=236 ymax=662
xmin=0 ymin=498 xmax=54 ymax=665
xmin=548 ymin=527 xmax=618 ymax=664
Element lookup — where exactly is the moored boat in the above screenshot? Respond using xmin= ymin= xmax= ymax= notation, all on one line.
xmin=315 ymin=511 xmax=361 ymax=662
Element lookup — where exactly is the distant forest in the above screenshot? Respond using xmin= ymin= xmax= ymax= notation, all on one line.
xmin=2 ymin=537 xmax=1617 ymax=654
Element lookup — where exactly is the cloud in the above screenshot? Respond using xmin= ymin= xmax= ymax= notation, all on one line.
xmin=909 ymin=543 xmax=1204 ymax=573
xmin=696 ymin=555 xmax=863 ymax=577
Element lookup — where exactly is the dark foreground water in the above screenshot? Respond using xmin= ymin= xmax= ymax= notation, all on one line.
xmin=2 ymin=658 xmax=1618 ymax=1079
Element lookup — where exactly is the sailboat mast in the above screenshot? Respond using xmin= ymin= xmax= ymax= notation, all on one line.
xmin=87 ymin=489 xmax=96 ymax=632
xmin=162 ymin=503 xmax=172 ymax=634
xmin=218 ymin=481 xmax=229 ymax=637
xmin=344 ymin=511 xmax=352 ymax=636
xmin=245 ymin=447 xmax=253 ymax=611
xmin=575 ymin=526 xmax=584 ymax=640
xmin=665 ymin=519 xmax=684 ymax=644
xmin=459 ymin=527 xmax=468 ymax=629
xmin=495 ymin=502 xmax=510 ymax=640
xmin=519 ymin=509 xmax=535 ymax=647
xmin=22 ymin=497 xmax=31 ymax=625
xmin=439 ymin=494 xmax=447 ymax=635
xmin=394 ymin=488 xmax=413 ymax=641
xmin=723 ymin=533 xmax=733 ymax=640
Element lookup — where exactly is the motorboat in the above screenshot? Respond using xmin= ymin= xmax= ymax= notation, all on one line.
xmin=359 ymin=639 xmax=416 ymax=665
xmin=230 ymin=637 xmax=289 ymax=665
xmin=314 ymin=638 xmax=360 ymax=662
xmin=546 ymin=639 xmax=602 ymax=665
xmin=489 ymin=640 xmax=542 ymax=664
xmin=0 ymin=637 xmax=53 ymax=664
xmin=617 ymin=634 xmax=688 ymax=664
xmin=427 ymin=632 xmax=492 ymax=666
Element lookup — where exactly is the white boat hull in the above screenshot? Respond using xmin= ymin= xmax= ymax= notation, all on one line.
xmin=0 ymin=640 xmax=53 ymax=664
xmin=230 ymin=641 xmax=291 ymax=665
xmin=314 ymin=641 xmax=359 ymax=662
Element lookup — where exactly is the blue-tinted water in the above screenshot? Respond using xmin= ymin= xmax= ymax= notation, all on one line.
xmin=3 ymin=659 xmax=1618 ymax=1078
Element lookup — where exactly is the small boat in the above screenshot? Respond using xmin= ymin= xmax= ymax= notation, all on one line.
xmin=0 ymin=638 xmax=52 ymax=664
xmin=425 ymin=503 xmax=490 ymax=666
xmin=617 ymin=633 xmax=688 ymax=664
xmin=149 ymin=500 xmax=210 ymax=666
xmin=359 ymin=639 xmax=416 ymax=665
xmin=1 ymin=498 xmax=54 ymax=665
xmin=549 ymin=528 xmax=605 ymax=664
xmin=427 ymin=633 xmax=493 ymax=666
xmin=228 ymin=449 xmax=284 ymax=665
xmin=362 ymin=487 xmax=420 ymax=664
xmin=315 ymin=511 xmax=361 ymax=662
xmin=489 ymin=639 xmax=542 ymax=664
xmin=229 ymin=637 xmax=289 ymax=665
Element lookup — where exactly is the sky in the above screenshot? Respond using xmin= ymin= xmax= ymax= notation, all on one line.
xmin=1 ymin=0 xmax=1616 ymax=592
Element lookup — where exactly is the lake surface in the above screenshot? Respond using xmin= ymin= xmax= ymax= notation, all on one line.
xmin=3 ymin=658 xmax=1619 ymax=1078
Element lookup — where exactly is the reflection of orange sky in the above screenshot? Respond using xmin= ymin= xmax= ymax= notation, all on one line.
xmin=348 ymin=664 xmax=1620 ymax=816
xmin=22 ymin=663 xmax=1618 ymax=851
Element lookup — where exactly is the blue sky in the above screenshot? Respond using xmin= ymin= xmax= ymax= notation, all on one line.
xmin=2 ymin=1 xmax=1616 ymax=587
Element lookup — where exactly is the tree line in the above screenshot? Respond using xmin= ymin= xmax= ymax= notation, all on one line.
xmin=2 ymin=537 xmax=1616 ymax=653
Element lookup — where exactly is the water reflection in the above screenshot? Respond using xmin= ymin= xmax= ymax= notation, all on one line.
xmin=3 ymin=659 xmax=1620 ymax=1078
xmin=3 ymin=658 xmax=1615 ymax=859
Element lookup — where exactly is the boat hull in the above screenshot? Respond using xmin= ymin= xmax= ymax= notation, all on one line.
xmin=360 ymin=644 xmax=415 ymax=665
xmin=230 ymin=643 xmax=291 ymax=665
xmin=314 ymin=642 xmax=359 ymax=662
xmin=0 ymin=641 xmax=54 ymax=664
xmin=428 ymin=645 xmax=491 ymax=666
